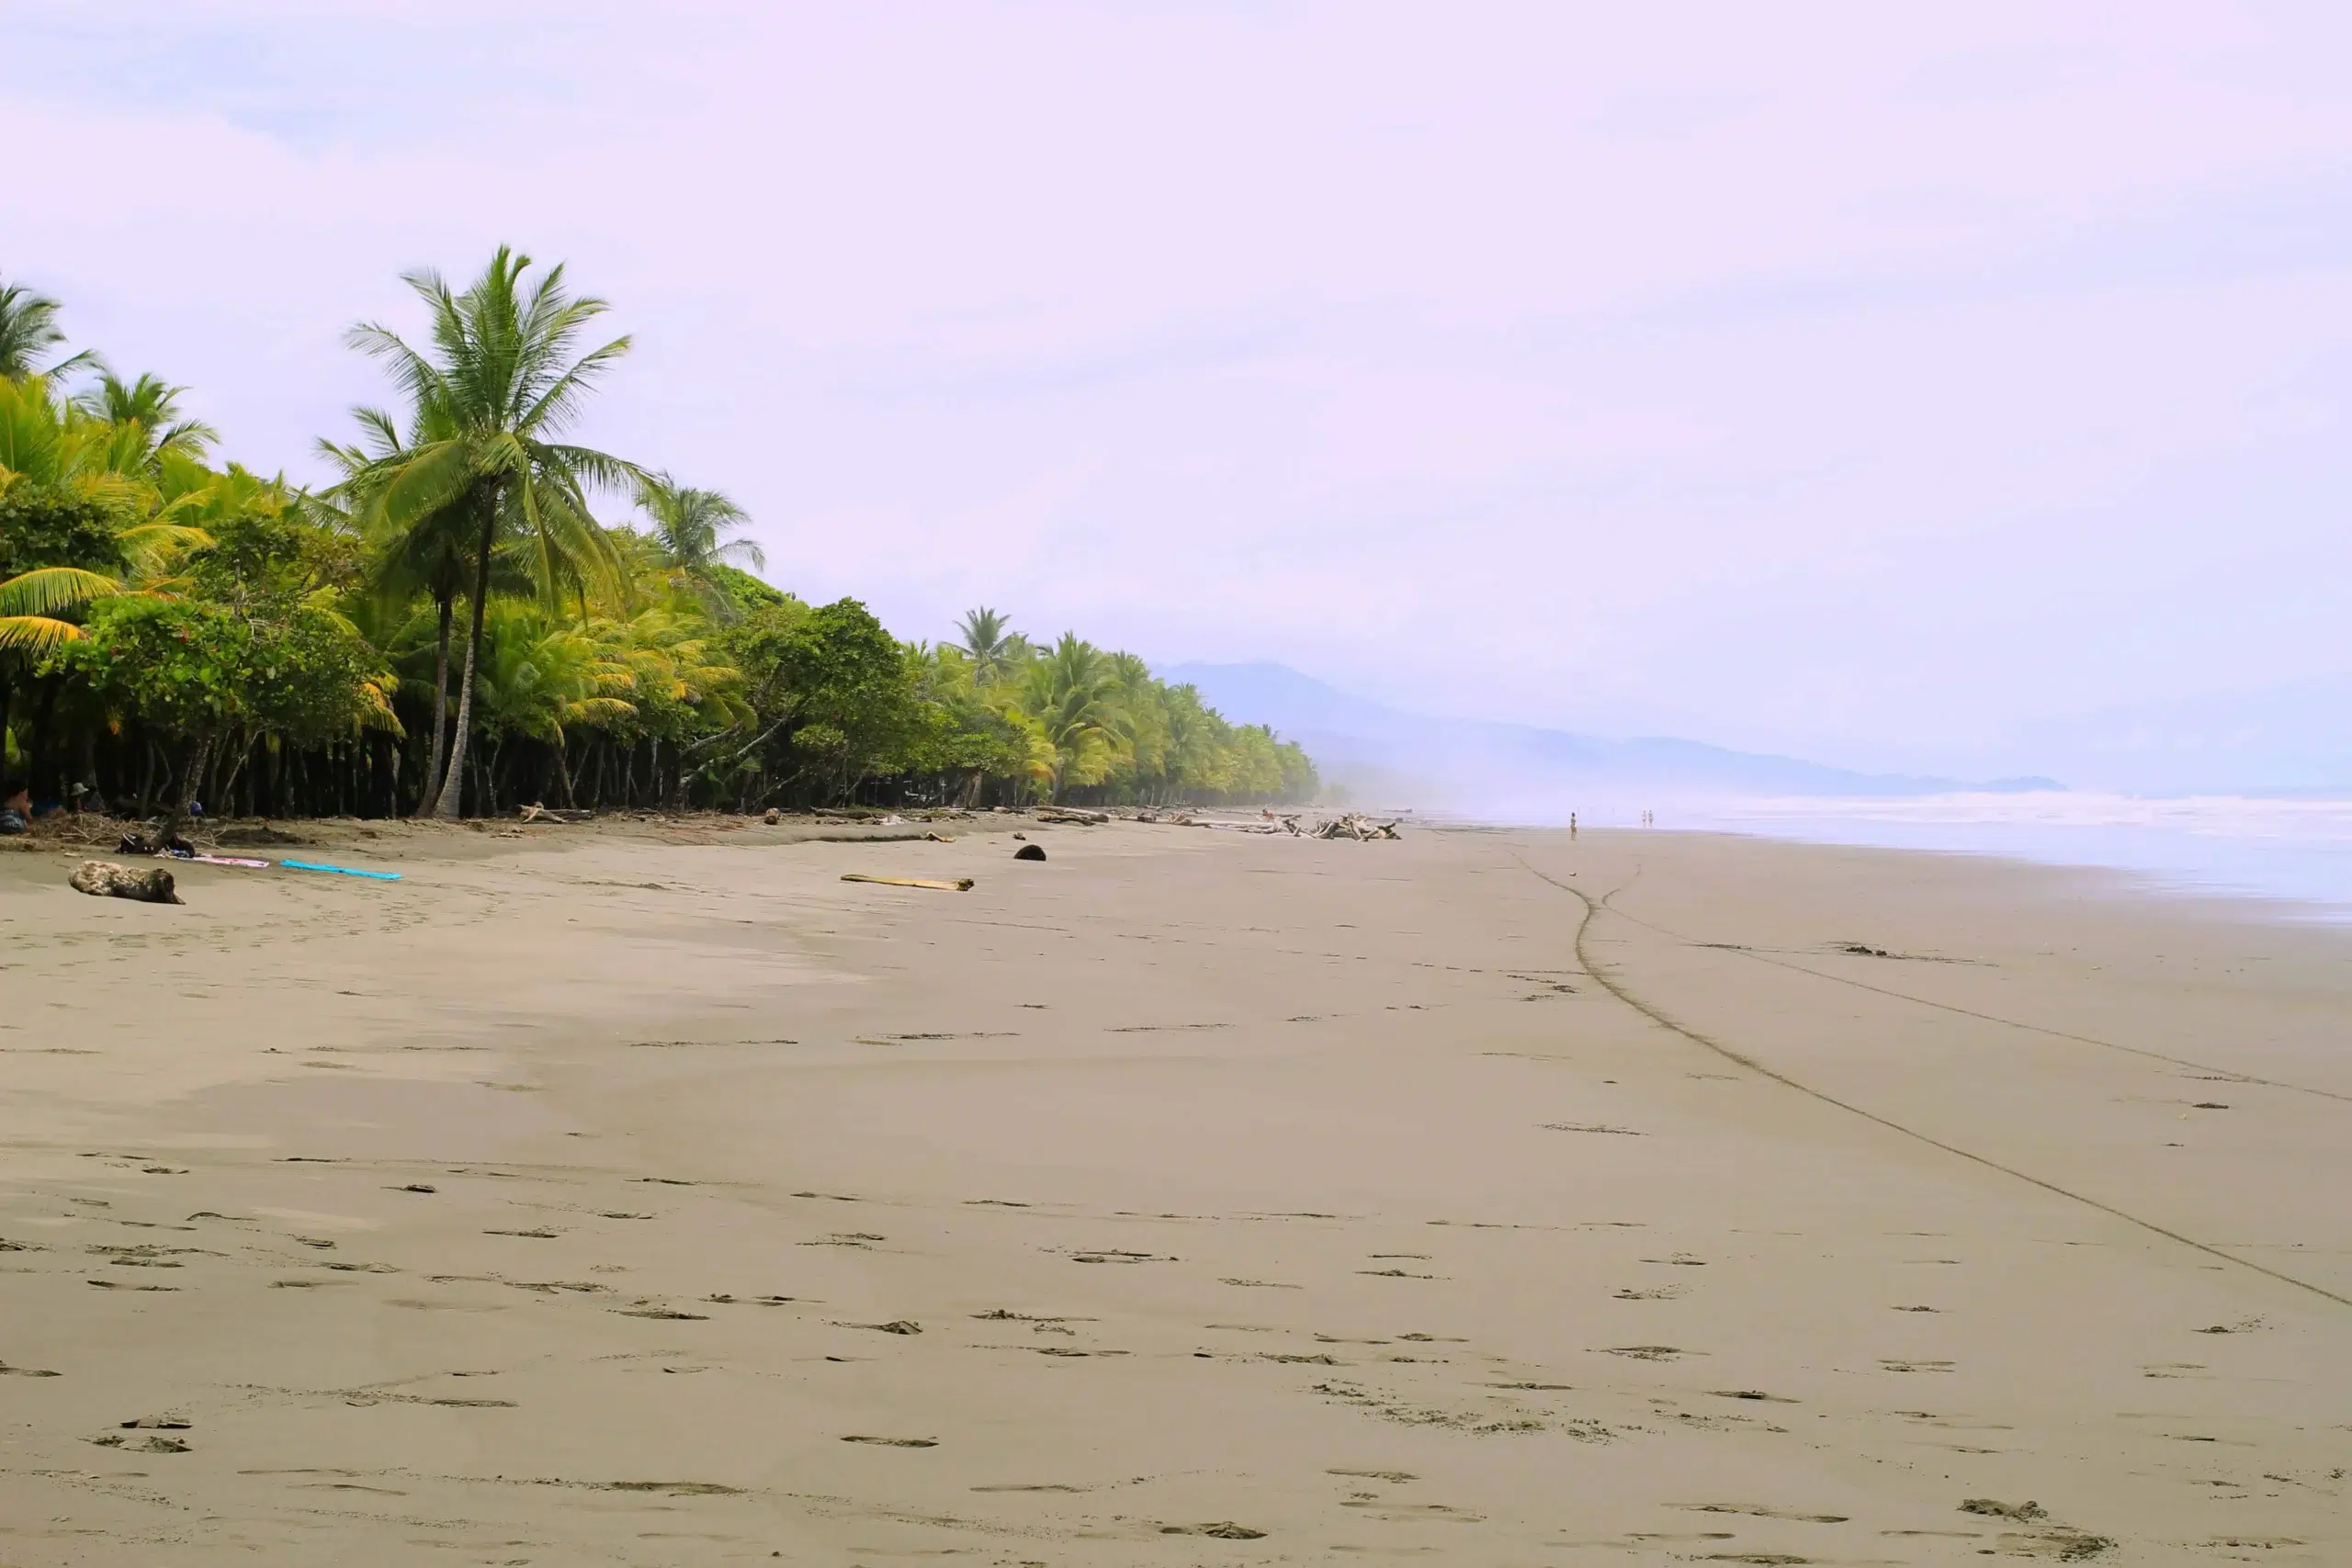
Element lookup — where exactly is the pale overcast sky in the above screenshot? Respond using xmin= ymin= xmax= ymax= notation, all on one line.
xmin=7 ymin=3 xmax=2350 ymax=778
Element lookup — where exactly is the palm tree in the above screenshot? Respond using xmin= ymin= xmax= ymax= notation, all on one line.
xmin=0 ymin=278 xmax=86 ymax=380
xmin=956 ymin=606 xmax=1024 ymax=686
xmin=345 ymin=245 xmax=635 ymax=818
xmin=638 ymin=471 xmax=762 ymax=615
xmin=0 ymin=374 xmax=208 ymax=654
xmin=74 ymin=370 xmax=218 ymax=472
xmin=320 ymin=403 xmax=504 ymax=815
xmin=1021 ymin=632 xmax=1124 ymax=797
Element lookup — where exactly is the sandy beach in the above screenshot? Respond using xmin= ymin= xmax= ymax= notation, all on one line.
xmin=0 ymin=817 xmax=2346 ymax=1565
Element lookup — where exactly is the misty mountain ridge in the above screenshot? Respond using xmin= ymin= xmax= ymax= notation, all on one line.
xmin=1163 ymin=661 xmax=2060 ymax=810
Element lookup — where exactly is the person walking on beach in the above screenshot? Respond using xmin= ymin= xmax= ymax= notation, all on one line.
xmin=1569 ymin=812 xmax=1577 ymax=840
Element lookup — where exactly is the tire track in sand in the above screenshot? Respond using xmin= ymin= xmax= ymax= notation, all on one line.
xmin=1510 ymin=852 xmax=2352 ymax=1314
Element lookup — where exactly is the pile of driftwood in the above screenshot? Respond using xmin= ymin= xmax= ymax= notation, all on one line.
xmin=1123 ymin=807 xmax=1401 ymax=840
xmin=1306 ymin=814 xmax=1402 ymax=840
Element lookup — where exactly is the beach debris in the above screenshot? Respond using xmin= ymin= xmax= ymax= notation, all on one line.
xmin=1035 ymin=806 xmax=1107 ymax=825
xmin=69 ymin=860 xmax=182 ymax=904
xmin=1011 ymin=831 xmax=1026 ymax=840
xmin=189 ymin=854 xmax=270 ymax=868
xmin=763 ymin=807 xmax=781 ymax=825
xmin=841 ymin=874 xmax=974 ymax=892
xmin=842 ymin=1434 xmax=936 ymax=1447
xmin=215 ymin=823 xmax=306 ymax=846
xmin=1310 ymin=814 xmax=1402 ymax=841
xmin=516 ymin=803 xmax=592 ymax=824
xmin=1014 ymin=843 xmax=1047 ymax=862
xmin=923 ymin=831 xmax=955 ymax=842
xmin=1162 ymin=1522 xmax=1267 ymax=1540
xmin=116 ymin=832 xmax=196 ymax=857
xmin=1962 ymin=1499 xmax=2046 ymax=1521
xmin=279 ymin=859 xmax=401 ymax=881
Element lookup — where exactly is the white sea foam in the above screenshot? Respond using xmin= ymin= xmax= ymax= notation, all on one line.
xmin=1682 ymin=792 xmax=2352 ymax=917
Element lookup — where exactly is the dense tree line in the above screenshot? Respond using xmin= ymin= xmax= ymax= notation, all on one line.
xmin=0 ymin=255 xmax=1317 ymax=828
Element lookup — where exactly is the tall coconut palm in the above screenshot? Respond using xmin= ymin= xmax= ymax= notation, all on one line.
xmin=319 ymin=403 xmax=508 ymax=815
xmin=956 ymin=606 xmax=1024 ymax=686
xmin=74 ymin=370 xmax=218 ymax=472
xmin=345 ymin=246 xmax=634 ymax=818
xmin=637 ymin=471 xmax=762 ymax=615
xmin=0 ymin=278 xmax=86 ymax=380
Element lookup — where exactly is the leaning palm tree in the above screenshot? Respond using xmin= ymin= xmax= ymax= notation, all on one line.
xmin=0 ymin=277 xmax=87 ymax=380
xmin=638 ymin=471 xmax=762 ymax=615
xmin=345 ymin=246 xmax=634 ymax=818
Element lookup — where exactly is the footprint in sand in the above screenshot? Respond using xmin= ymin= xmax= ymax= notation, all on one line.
xmin=1682 ymin=1503 xmax=1849 ymax=1523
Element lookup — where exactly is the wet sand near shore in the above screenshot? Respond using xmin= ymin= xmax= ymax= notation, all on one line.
xmin=0 ymin=820 xmax=2346 ymax=1564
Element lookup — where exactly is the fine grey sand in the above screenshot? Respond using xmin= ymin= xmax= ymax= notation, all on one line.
xmin=0 ymin=819 xmax=2346 ymax=1563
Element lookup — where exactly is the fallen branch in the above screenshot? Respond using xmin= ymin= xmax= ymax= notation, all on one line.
xmin=841 ymin=874 xmax=975 ymax=893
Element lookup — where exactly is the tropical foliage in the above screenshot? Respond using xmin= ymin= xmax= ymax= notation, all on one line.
xmin=0 ymin=255 xmax=1316 ymax=820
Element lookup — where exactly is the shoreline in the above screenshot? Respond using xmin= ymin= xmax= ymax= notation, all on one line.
xmin=2 ymin=820 xmax=2346 ymax=1561
xmin=1417 ymin=795 xmax=2352 ymax=924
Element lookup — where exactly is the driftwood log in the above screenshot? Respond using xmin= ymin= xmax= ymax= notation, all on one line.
xmin=1035 ymin=807 xmax=1108 ymax=825
xmin=69 ymin=860 xmax=183 ymax=904
xmin=841 ymin=873 xmax=975 ymax=892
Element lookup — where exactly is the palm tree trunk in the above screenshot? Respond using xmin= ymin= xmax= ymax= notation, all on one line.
xmin=433 ymin=512 xmax=496 ymax=821
xmin=417 ymin=594 xmax=455 ymax=817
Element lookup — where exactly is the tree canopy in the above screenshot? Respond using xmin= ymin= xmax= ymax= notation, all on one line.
xmin=0 ymin=255 xmax=1317 ymax=819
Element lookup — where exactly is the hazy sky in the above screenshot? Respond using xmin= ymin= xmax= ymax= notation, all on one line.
xmin=7 ymin=3 xmax=2350 ymax=778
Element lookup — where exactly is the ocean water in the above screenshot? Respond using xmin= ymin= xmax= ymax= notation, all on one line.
xmin=1677 ymin=792 xmax=2352 ymax=919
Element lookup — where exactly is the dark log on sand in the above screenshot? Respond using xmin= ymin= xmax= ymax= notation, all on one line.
xmin=69 ymin=861 xmax=183 ymax=904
